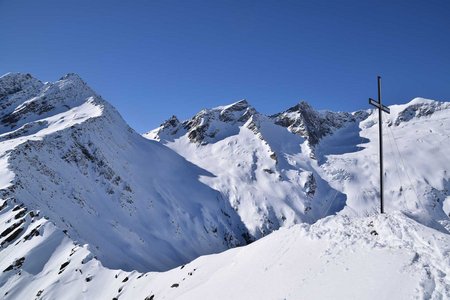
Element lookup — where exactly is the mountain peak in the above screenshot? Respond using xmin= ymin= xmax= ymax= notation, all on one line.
xmin=56 ymin=73 xmax=89 ymax=89
xmin=284 ymin=101 xmax=314 ymax=114
xmin=386 ymin=97 xmax=450 ymax=126
xmin=163 ymin=115 xmax=180 ymax=126
xmin=1 ymin=72 xmax=34 ymax=81
xmin=144 ymin=115 xmax=180 ymax=140
xmin=0 ymin=72 xmax=109 ymax=134
xmin=408 ymin=97 xmax=438 ymax=105
xmin=147 ymin=99 xmax=258 ymax=144
xmin=58 ymin=72 xmax=84 ymax=81
xmin=0 ymin=72 xmax=43 ymax=99
xmin=272 ymin=101 xmax=356 ymax=147
xmin=214 ymin=99 xmax=250 ymax=112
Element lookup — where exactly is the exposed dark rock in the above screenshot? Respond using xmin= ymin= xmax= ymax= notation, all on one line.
xmin=304 ymin=172 xmax=317 ymax=197
xmin=23 ymin=225 xmax=41 ymax=241
xmin=12 ymin=204 xmax=24 ymax=211
xmin=393 ymin=101 xmax=450 ymax=126
xmin=58 ymin=261 xmax=70 ymax=274
xmin=1 ymin=100 xmax=54 ymax=127
xmin=29 ymin=211 xmax=39 ymax=218
xmin=241 ymin=232 xmax=254 ymax=244
xmin=269 ymin=152 xmax=277 ymax=161
xmin=156 ymin=100 xmax=258 ymax=144
xmin=0 ymin=73 xmax=41 ymax=101
xmin=272 ymin=101 xmax=356 ymax=146
xmin=161 ymin=115 xmax=180 ymax=130
xmin=3 ymin=257 xmax=25 ymax=272
xmin=263 ymin=169 xmax=275 ymax=174
xmin=219 ymin=100 xmax=251 ymax=122
xmin=1 ymin=219 xmax=25 ymax=239
xmin=14 ymin=208 xmax=27 ymax=219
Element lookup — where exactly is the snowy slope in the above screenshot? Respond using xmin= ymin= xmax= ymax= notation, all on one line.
xmin=143 ymin=96 xmax=450 ymax=298
xmin=146 ymin=98 xmax=450 ymax=240
xmin=145 ymin=100 xmax=350 ymax=239
xmin=0 ymin=73 xmax=250 ymax=274
xmin=141 ymin=212 xmax=449 ymax=300
xmin=315 ymin=98 xmax=450 ymax=232
xmin=2 ymin=208 xmax=448 ymax=299
xmin=0 ymin=72 xmax=449 ymax=299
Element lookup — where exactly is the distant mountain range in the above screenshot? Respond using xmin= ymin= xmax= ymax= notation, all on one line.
xmin=0 ymin=73 xmax=449 ymax=299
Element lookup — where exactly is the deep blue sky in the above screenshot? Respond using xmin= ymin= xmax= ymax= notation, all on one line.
xmin=1 ymin=0 xmax=449 ymax=132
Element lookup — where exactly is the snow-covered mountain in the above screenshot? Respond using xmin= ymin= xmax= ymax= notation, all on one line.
xmin=1 ymin=72 xmax=449 ymax=299
xmin=0 ymin=72 xmax=251 ymax=274
xmin=145 ymin=100 xmax=353 ymax=238
xmin=146 ymin=97 xmax=450 ymax=235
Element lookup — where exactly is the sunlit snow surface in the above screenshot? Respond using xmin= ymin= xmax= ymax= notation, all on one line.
xmin=0 ymin=73 xmax=449 ymax=299
xmin=0 ymin=73 xmax=249 ymax=275
xmin=316 ymin=98 xmax=450 ymax=232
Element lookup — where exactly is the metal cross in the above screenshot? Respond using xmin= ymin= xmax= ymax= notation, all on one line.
xmin=369 ymin=76 xmax=390 ymax=214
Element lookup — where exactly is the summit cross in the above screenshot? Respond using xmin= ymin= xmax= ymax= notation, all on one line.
xmin=369 ymin=76 xmax=390 ymax=214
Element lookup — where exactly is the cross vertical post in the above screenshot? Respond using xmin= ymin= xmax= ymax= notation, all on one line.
xmin=369 ymin=76 xmax=390 ymax=214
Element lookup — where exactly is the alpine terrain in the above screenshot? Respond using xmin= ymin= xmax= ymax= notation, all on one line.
xmin=0 ymin=72 xmax=449 ymax=299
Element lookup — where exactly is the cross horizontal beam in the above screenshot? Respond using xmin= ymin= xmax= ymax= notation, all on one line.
xmin=369 ymin=98 xmax=390 ymax=114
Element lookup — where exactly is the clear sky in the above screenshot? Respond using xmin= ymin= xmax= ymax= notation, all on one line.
xmin=1 ymin=0 xmax=449 ymax=132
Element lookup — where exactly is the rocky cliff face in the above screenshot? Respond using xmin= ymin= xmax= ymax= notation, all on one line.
xmin=147 ymin=99 xmax=258 ymax=144
xmin=270 ymin=101 xmax=368 ymax=147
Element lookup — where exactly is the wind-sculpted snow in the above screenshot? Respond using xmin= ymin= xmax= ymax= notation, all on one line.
xmin=148 ymin=212 xmax=449 ymax=300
